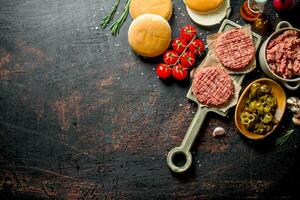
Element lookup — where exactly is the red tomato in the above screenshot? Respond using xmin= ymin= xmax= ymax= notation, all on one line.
xmin=180 ymin=25 xmax=197 ymax=42
xmin=188 ymin=39 xmax=205 ymax=55
xmin=180 ymin=51 xmax=195 ymax=67
xmin=172 ymin=64 xmax=188 ymax=80
xmin=172 ymin=38 xmax=187 ymax=53
xmin=156 ymin=63 xmax=172 ymax=79
xmin=163 ymin=50 xmax=179 ymax=65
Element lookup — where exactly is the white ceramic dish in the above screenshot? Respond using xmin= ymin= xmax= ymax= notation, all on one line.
xmin=184 ymin=0 xmax=231 ymax=27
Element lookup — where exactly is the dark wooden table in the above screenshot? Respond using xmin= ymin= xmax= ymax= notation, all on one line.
xmin=1 ymin=0 xmax=300 ymax=199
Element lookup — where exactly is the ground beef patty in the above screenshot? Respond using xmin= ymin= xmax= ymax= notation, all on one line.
xmin=215 ymin=29 xmax=255 ymax=70
xmin=192 ymin=66 xmax=234 ymax=106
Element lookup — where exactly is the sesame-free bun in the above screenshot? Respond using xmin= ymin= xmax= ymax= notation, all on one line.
xmin=185 ymin=0 xmax=224 ymax=14
xmin=128 ymin=14 xmax=171 ymax=58
xmin=130 ymin=0 xmax=173 ymax=21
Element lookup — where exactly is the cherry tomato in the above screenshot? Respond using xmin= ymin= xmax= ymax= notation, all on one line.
xmin=180 ymin=25 xmax=197 ymax=42
xmin=156 ymin=63 xmax=172 ymax=79
xmin=172 ymin=64 xmax=188 ymax=80
xmin=180 ymin=51 xmax=195 ymax=67
xmin=188 ymin=39 xmax=205 ymax=55
xmin=172 ymin=38 xmax=187 ymax=53
xmin=163 ymin=50 xmax=179 ymax=65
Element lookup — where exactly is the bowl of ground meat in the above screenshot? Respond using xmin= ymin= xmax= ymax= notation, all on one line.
xmin=259 ymin=21 xmax=300 ymax=90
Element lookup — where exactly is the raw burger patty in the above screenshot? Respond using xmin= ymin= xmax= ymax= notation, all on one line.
xmin=192 ymin=66 xmax=234 ymax=106
xmin=215 ymin=29 xmax=255 ymax=70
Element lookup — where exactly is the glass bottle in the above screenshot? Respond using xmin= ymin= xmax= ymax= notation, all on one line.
xmin=240 ymin=0 xmax=267 ymax=22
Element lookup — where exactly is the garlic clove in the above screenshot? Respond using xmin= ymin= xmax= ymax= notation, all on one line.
xmin=287 ymin=97 xmax=299 ymax=106
xmin=213 ymin=127 xmax=226 ymax=137
xmin=291 ymin=107 xmax=300 ymax=113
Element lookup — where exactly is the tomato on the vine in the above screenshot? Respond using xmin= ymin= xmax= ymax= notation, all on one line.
xmin=188 ymin=39 xmax=205 ymax=55
xmin=180 ymin=51 xmax=195 ymax=67
xmin=163 ymin=50 xmax=179 ymax=65
xmin=180 ymin=25 xmax=197 ymax=42
xmin=172 ymin=38 xmax=187 ymax=53
xmin=156 ymin=63 xmax=172 ymax=79
xmin=172 ymin=64 xmax=188 ymax=80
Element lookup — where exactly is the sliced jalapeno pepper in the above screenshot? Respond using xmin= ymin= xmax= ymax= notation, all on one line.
xmin=241 ymin=82 xmax=278 ymax=135
xmin=263 ymin=105 xmax=271 ymax=113
xmin=241 ymin=111 xmax=255 ymax=130
xmin=249 ymin=100 xmax=257 ymax=112
xmin=254 ymin=122 xmax=271 ymax=134
xmin=261 ymin=112 xmax=273 ymax=124
xmin=250 ymin=83 xmax=261 ymax=97
xmin=258 ymin=84 xmax=271 ymax=95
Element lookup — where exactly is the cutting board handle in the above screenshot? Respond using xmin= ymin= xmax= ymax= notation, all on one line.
xmin=167 ymin=107 xmax=208 ymax=173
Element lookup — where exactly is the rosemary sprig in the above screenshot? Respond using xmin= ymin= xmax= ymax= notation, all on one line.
xmin=110 ymin=0 xmax=131 ymax=35
xmin=100 ymin=0 xmax=121 ymax=29
xmin=275 ymin=129 xmax=295 ymax=146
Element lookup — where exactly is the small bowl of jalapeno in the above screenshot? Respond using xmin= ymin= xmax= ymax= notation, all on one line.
xmin=235 ymin=78 xmax=286 ymax=140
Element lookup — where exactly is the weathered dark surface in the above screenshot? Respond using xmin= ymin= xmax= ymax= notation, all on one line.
xmin=0 ymin=0 xmax=300 ymax=199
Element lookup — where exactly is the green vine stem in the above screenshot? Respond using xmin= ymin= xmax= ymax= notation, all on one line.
xmin=172 ymin=35 xmax=197 ymax=68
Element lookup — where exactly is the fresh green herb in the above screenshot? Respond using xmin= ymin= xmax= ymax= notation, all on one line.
xmin=110 ymin=0 xmax=131 ymax=35
xmin=100 ymin=0 xmax=121 ymax=29
xmin=275 ymin=129 xmax=295 ymax=146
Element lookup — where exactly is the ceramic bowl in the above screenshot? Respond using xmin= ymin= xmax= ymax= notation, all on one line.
xmin=235 ymin=78 xmax=286 ymax=140
xmin=258 ymin=21 xmax=300 ymax=90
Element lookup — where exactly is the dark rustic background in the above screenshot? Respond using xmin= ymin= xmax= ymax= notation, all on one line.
xmin=1 ymin=0 xmax=300 ymax=199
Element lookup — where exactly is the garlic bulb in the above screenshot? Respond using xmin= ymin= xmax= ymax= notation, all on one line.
xmin=287 ymin=97 xmax=299 ymax=106
xmin=287 ymin=97 xmax=300 ymax=111
xmin=287 ymin=96 xmax=300 ymax=126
